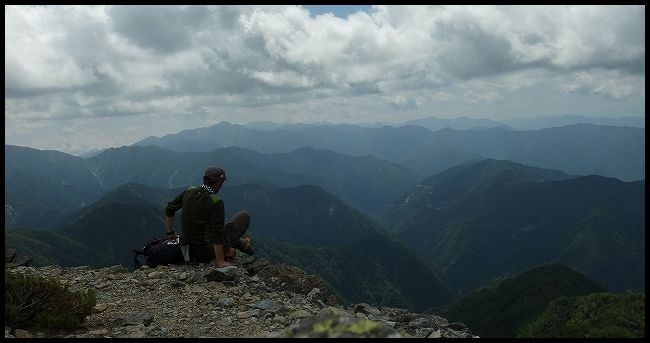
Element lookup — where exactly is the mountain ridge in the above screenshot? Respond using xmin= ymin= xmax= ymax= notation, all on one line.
xmin=382 ymin=159 xmax=645 ymax=294
xmin=430 ymin=263 xmax=608 ymax=338
xmin=5 ymin=143 xmax=419 ymax=231
xmin=129 ymin=121 xmax=645 ymax=181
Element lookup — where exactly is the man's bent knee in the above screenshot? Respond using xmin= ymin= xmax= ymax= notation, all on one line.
xmin=235 ymin=210 xmax=250 ymax=227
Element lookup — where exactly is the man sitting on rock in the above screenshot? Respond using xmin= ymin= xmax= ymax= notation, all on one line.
xmin=164 ymin=165 xmax=254 ymax=268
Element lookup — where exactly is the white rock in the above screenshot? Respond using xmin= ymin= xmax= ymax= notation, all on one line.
xmin=93 ymin=303 xmax=108 ymax=313
xmin=429 ymin=329 xmax=442 ymax=338
xmin=148 ymin=271 xmax=164 ymax=279
xmin=88 ymin=329 xmax=108 ymax=336
xmin=14 ymin=329 xmax=32 ymax=338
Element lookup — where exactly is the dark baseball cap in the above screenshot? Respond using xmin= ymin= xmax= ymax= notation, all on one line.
xmin=204 ymin=165 xmax=227 ymax=183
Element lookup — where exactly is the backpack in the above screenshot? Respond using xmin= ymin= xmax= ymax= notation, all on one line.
xmin=132 ymin=236 xmax=185 ymax=269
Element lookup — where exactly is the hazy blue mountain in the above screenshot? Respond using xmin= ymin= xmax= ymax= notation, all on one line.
xmin=129 ymin=122 xmax=645 ymax=181
xmin=503 ymin=115 xmax=645 ymax=130
xmin=244 ymin=117 xmax=506 ymax=131
xmin=133 ymin=121 xmax=434 ymax=156
xmin=77 ymin=148 xmax=106 ymax=158
xmin=133 ymin=122 xmax=483 ymax=178
xmin=244 ymin=116 xmax=507 ymax=132
xmin=221 ymin=146 xmax=421 ymax=213
xmin=86 ymin=145 xmax=285 ymax=190
xmin=399 ymin=114 xmax=645 ymax=130
xmin=400 ymin=116 xmax=507 ymax=130
xmin=405 ymin=124 xmax=645 ymax=181
xmin=381 ymin=159 xmax=645 ymax=294
xmin=242 ymin=121 xmax=337 ymax=131
xmin=6 ymin=143 xmax=420 ymax=228
xmin=243 ymin=121 xmax=289 ymax=131
xmin=132 ymin=121 xmax=320 ymax=153
xmin=431 ymin=263 xmax=606 ymax=338
xmin=87 ymin=145 xmax=419 ymax=214
xmin=5 ymin=145 xmax=104 ymax=230
xmin=6 ymin=182 xmax=452 ymax=311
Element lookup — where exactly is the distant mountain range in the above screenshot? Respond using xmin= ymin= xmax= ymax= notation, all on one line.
xmin=5 ymin=144 xmax=420 ymax=230
xmin=380 ymin=159 xmax=645 ymax=294
xmin=86 ymin=144 xmax=421 ymax=215
xmin=64 ymin=115 xmax=644 ymax=160
xmin=5 ymin=182 xmax=453 ymax=311
xmin=4 ymin=145 xmax=105 ymax=230
xmin=431 ymin=263 xmax=606 ymax=338
xmin=242 ymin=115 xmax=645 ymax=132
xmin=399 ymin=116 xmax=507 ymax=130
xmin=132 ymin=121 xmax=645 ymax=181
xmin=501 ymin=115 xmax=645 ymax=130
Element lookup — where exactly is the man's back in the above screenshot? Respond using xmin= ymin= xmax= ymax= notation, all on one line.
xmin=165 ymin=165 xmax=237 ymax=267
xmin=167 ymin=186 xmax=225 ymax=262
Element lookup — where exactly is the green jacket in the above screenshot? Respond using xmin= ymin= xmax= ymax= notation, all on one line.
xmin=165 ymin=185 xmax=224 ymax=262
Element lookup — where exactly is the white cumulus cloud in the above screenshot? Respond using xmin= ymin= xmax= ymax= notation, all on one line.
xmin=4 ymin=5 xmax=645 ymax=154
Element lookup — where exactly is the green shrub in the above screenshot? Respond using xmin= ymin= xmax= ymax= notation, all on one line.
xmin=4 ymin=270 xmax=96 ymax=333
xmin=516 ymin=292 xmax=645 ymax=338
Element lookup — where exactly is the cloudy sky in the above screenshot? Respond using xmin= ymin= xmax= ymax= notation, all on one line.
xmin=5 ymin=5 xmax=645 ymax=155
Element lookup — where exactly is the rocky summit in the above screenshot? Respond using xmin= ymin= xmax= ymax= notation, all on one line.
xmin=4 ymin=253 xmax=477 ymax=338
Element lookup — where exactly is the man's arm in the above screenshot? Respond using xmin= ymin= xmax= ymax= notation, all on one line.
xmin=165 ymin=216 xmax=176 ymax=238
xmin=164 ymin=190 xmax=185 ymax=237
